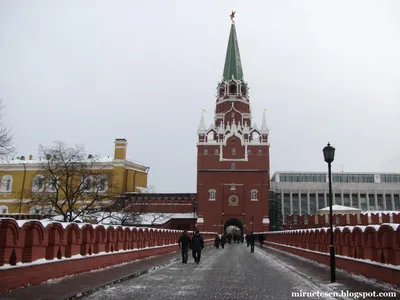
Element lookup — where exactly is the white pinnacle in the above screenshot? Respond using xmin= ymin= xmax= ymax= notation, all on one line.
xmin=197 ymin=110 xmax=207 ymax=132
xmin=261 ymin=110 xmax=269 ymax=133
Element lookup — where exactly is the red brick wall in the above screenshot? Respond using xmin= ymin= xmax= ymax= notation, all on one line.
xmin=264 ymin=224 xmax=400 ymax=286
xmin=284 ymin=213 xmax=400 ymax=230
xmin=0 ymin=218 xmax=216 ymax=293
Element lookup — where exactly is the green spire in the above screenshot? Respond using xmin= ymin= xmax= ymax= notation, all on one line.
xmin=223 ymin=24 xmax=243 ymax=81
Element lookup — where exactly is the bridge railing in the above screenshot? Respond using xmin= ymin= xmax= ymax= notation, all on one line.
xmin=0 ymin=218 xmax=217 ymax=293
xmin=0 ymin=218 xmax=216 ymax=267
xmin=264 ymin=223 xmax=400 ymax=287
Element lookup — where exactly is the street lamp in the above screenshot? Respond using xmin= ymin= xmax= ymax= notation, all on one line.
xmin=323 ymin=142 xmax=336 ymax=283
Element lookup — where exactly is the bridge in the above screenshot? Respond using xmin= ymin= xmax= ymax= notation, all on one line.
xmin=0 ymin=218 xmax=399 ymax=299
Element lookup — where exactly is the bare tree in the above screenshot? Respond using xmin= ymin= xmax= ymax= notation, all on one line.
xmin=95 ymin=185 xmax=173 ymax=226
xmin=0 ymin=99 xmax=15 ymax=160
xmin=28 ymin=141 xmax=119 ymax=222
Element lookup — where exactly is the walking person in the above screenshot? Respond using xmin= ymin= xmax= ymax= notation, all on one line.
xmin=214 ymin=234 xmax=221 ymax=249
xmin=245 ymin=233 xmax=250 ymax=247
xmin=221 ymin=234 xmax=226 ymax=249
xmin=249 ymin=231 xmax=255 ymax=253
xmin=259 ymin=234 xmax=265 ymax=248
xmin=191 ymin=229 xmax=204 ymax=264
xmin=178 ymin=230 xmax=191 ymax=263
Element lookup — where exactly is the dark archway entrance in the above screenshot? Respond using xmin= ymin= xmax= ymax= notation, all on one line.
xmin=224 ymin=218 xmax=243 ymax=236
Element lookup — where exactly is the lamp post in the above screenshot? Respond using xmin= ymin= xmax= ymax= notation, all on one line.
xmin=323 ymin=142 xmax=336 ymax=283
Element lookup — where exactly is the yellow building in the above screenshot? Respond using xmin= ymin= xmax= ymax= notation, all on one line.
xmin=0 ymin=138 xmax=149 ymax=216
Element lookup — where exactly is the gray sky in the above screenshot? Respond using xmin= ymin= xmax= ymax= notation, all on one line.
xmin=1 ymin=1 xmax=399 ymax=192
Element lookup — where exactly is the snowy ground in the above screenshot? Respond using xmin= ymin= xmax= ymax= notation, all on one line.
xmin=83 ymin=244 xmax=334 ymax=300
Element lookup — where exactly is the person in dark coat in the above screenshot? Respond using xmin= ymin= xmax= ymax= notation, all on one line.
xmin=214 ymin=234 xmax=220 ymax=249
xmin=245 ymin=234 xmax=250 ymax=247
xmin=220 ymin=234 xmax=226 ymax=249
xmin=259 ymin=234 xmax=265 ymax=248
xmin=191 ymin=229 xmax=204 ymax=263
xmin=248 ymin=231 xmax=255 ymax=253
xmin=178 ymin=230 xmax=191 ymax=263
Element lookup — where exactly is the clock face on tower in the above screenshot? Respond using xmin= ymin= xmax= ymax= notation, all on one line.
xmin=229 ymin=195 xmax=239 ymax=206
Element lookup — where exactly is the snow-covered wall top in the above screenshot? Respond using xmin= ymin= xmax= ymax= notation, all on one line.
xmin=266 ymin=223 xmax=400 ymax=234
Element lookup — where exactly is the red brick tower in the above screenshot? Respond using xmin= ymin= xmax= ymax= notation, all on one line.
xmin=196 ymin=20 xmax=270 ymax=234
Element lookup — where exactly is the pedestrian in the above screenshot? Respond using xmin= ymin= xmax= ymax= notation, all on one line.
xmin=178 ymin=230 xmax=191 ymax=263
xmin=191 ymin=229 xmax=204 ymax=264
xmin=221 ymin=234 xmax=226 ymax=249
xmin=245 ymin=233 xmax=250 ymax=247
xmin=249 ymin=231 xmax=255 ymax=253
xmin=214 ymin=234 xmax=220 ymax=249
xmin=259 ymin=234 xmax=265 ymax=248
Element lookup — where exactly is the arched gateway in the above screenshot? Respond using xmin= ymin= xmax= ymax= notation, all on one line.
xmin=195 ymin=20 xmax=270 ymax=233
xmin=224 ymin=218 xmax=243 ymax=235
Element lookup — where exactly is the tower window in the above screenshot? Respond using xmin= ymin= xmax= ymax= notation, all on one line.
xmin=248 ymin=148 xmax=252 ymax=155
xmin=251 ymin=189 xmax=258 ymax=201
xmin=258 ymin=148 xmax=262 ymax=156
xmin=231 ymin=111 xmax=235 ymax=118
xmin=229 ymin=83 xmax=237 ymax=94
xmin=215 ymin=148 xmax=219 ymax=155
xmin=231 ymin=163 xmax=236 ymax=170
xmin=232 ymin=148 xmax=236 ymax=156
xmin=231 ymin=183 xmax=236 ymax=190
xmin=204 ymin=148 xmax=208 ymax=155
xmin=209 ymin=189 xmax=216 ymax=200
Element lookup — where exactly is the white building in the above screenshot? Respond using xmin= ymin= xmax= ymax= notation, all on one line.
xmin=270 ymin=172 xmax=400 ymax=216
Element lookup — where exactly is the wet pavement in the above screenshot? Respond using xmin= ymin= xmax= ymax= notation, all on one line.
xmin=83 ymin=244 xmax=335 ymax=300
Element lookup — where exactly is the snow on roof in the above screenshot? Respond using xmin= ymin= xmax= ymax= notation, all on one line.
xmin=136 ymin=213 xmax=195 ymax=225
xmin=318 ymin=205 xmax=361 ymax=211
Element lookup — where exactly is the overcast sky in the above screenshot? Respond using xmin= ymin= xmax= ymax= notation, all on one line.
xmin=1 ymin=1 xmax=399 ymax=192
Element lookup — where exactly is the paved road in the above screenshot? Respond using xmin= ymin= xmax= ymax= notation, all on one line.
xmin=83 ymin=244 xmax=325 ymax=300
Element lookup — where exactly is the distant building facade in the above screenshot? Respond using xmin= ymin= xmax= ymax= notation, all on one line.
xmin=0 ymin=138 xmax=149 ymax=215
xmin=270 ymin=171 xmax=400 ymax=219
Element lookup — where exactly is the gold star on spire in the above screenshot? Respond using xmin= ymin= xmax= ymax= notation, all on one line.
xmin=230 ymin=11 xmax=236 ymax=24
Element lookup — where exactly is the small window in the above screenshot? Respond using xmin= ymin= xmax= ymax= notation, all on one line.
xmin=95 ymin=175 xmax=108 ymax=192
xmin=231 ymin=111 xmax=235 ymax=118
xmin=304 ymin=215 xmax=308 ymax=225
xmin=204 ymin=148 xmax=208 ymax=155
xmin=258 ymin=148 xmax=262 ymax=156
xmin=231 ymin=183 xmax=236 ymax=190
xmin=45 ymin=176 xmax=57 ymax=193
xmin=0 ymin=205 xmax=8 ymax=214
xmin=232 ymin=148 xmax=236 ymax=156
xmin=248 ymin=148 xmax=252 ymax=155
xmin=251 ymin=189 xmax=258 ymax=201
xmin=230 ymin=83 xmax=237 ymax=94
xmin=82 ymin=176 xmax=93 ymax=192
xmin=1 ymin=175 xmax=13 ymax=193
xmin=215 ymin=148 xmax=220 ymax=155
xmin=32 ymin=175 xmax=45 ymax=192
xmin=231 ymin=163 xmax=236 ymax=170
xmin=209 ymin=189 xmax=216 ymax=200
